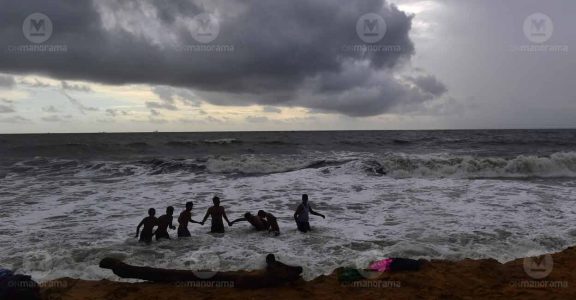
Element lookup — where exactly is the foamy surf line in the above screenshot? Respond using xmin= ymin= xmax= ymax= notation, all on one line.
xmin=1 ymin=150 xmax=576 ymax=282
xmin=4 ymin=151 xmax=576 ymax=179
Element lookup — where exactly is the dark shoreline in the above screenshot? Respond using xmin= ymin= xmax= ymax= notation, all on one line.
xmin=40 ymin=246 xmax=576 ymax=299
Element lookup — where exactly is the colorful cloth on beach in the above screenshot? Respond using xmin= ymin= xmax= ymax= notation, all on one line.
xmin=369 ymin=258 xmax=394 ymax=272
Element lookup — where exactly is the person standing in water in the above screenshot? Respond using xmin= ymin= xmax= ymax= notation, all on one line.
xmin=177 ymin=201 xmax=201 ymax=237
xmin=155 ymin=206 xmax=176 ymax=240
xmin=135 ymin=208 xmax=158 ymax=244
xmin=293 ymin=194 xmax=325 ymax=233
xmin=258 ymin=210 xmax=280 ymax=236
xmin=200 ymin=196 xmax=232 ymax=233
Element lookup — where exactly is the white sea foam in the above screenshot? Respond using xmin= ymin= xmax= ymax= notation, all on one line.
xmin=1 ymin=153 xmax=576 ymax=282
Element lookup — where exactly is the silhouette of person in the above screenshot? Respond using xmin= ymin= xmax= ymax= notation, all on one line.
xmin=136 ymin=208 xmax=158 ymax=243
xmin=201 ymin=196 xmax=232 ymax=233
xmin=155 ymin=206 xmax=176 ymax=240
xmin=293 ymin=194 xmax=325 ymax=233
xmin=230 ymin=212 xmax=269 ymax=231
xmin=177 ymin=201 xmax=201 ymax=237
xmin=258 ymin=210 xmax=280 ymax=236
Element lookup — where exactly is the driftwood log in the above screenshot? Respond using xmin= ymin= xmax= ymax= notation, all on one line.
xmin=99 ymin=254 xmax=303 ymax=289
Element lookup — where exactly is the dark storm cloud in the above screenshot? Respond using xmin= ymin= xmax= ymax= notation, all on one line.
xmin=0 ymin=0 xmax=446 ymax=116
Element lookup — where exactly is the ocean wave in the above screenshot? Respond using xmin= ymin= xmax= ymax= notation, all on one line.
xmin=205 ymin=156 xmax=348 ymax=175
xmin=202 ymin=138 xmax=241 ymax=144
xmin=6 ymin=151 xmax=576 ymax=179
xmin=363 ymin=151 xmax=576 ymax=178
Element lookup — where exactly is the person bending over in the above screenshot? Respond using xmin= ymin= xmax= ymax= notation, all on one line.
xmin=258 ymin=210 xmax=280 ymax=236
xmin=230 ymin=212 xmax=269 ymax=231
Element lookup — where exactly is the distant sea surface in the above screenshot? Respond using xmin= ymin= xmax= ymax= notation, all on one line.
xmin=1 ymin=130 xmax=575 ymax=281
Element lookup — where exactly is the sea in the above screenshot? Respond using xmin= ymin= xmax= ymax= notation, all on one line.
xmin=0 ymin=129 xmax=575 ymax=281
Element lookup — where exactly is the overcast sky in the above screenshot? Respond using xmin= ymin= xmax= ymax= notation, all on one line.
xmin=0 ymin=0 xmax=574 ymax=133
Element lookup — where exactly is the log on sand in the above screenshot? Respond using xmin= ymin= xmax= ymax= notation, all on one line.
xmin=99 ymin=254 xmax=303 ymax=289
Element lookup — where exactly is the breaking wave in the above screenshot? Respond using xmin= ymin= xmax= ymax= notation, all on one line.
xmin=362 ymin=151 xmax=576 ymax=178
xmin=5 ymin=152 xmax=576 ymax=179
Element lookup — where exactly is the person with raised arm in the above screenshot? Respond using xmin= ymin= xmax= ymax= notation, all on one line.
xmin=293 ymin=194 xmax=325 ymax=233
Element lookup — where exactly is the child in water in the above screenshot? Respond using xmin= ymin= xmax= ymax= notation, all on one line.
xmin=135 ymin=208 xmax=158 ymax=244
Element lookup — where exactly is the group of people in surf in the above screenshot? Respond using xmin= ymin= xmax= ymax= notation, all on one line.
xmin=135 ymin=194 xmax=326 ymax=243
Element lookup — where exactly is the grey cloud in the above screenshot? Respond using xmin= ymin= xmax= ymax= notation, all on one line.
xmin=61 ymin=91 xmax=99 ymax=114
xmin=61 ymin=81 xmax=92 ymax=92
xmin=146 ymin=101 xmax=178 ymax=111
xmin=27 ymin=79 xmax=52 ymax=88
xmin=245 ymin=116 xmax=268 ymax=123
xmin=0 ymin=115 xmax=29 ymax=123
xmin=262 ymin=106 xmax=282 ymax=113
xmin=150 ymin=109 xmax=161 ymax=117
xmin=41 ymin=115 xmax=72 ymax=122
xmin=0 ymin=0 xmax=446 ymax=116
xmin=0 ymin=104 xmax=15 ymax=113
xmin=406 ymin=75 xmax=447 ymax=96
xmin=42 ymin=105 xmax=59 ymax=113
xmin=105 ymin=108 xmax=128 ymax=117
xmin=0 ymin=75 xmax=15 ymax=89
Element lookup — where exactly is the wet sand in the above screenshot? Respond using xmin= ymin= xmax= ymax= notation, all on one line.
xmin=41 ymin=246 xmax=576 ymax=300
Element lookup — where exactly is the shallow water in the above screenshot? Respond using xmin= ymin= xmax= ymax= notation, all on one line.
xmin=1 ymin=130 xmax=576 ymax=281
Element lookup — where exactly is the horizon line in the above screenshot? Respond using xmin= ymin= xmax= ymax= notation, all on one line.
xmin=1 ymin=127 xmax=576 ymax=135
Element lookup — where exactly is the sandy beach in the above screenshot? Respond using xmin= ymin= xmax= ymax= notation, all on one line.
xmin=39 ymin=246 xmax=576 ymax=300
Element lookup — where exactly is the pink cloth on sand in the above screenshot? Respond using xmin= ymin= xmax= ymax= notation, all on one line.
xmin=369 ymin=258 xmax=394 ymax=272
